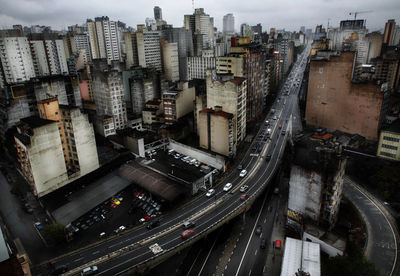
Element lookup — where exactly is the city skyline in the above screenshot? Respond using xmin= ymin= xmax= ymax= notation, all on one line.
xmin=0 ymin=0 xmax=399 ymax=32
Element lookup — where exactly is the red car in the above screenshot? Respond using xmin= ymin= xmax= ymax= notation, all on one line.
xmin=240 ymin=193 xmax=249 ymax=201
xmin=181 ymin=229 xmax=195 ymax=238
xmin=275 ymin=239 xmax=281 ymax=249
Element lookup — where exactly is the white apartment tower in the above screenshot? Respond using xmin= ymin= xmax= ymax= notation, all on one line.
xmin=92 ymin=65 xmax=127 ymax=130
xmin=0 ymin=37 xmax=35 ymax=85
xmin=87 ymin=16 xmax=121 ymax=63
xmin=223 ymin=14 xmax=235 ymax=34
xmin=74 ymin=34 xmax=92 ymax=62
xmin=161 ymin=39 xmax=180 ymax=82
xmin=137 ymin=30 xmax=162 ymax=71
xmin=184 ymin=8 xmax=215 ymax=51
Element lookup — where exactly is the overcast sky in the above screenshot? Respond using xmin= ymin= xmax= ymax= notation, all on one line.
xmin=0 ymin=0 xmax=399 ymax=33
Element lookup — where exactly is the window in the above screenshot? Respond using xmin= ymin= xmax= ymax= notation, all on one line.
xmin=380 ymin=151 xmax=396 ymax=158
xmin=383 ymin=136 xmax=400 ymax=143
xmin=382 ymin=144 xmax=398 ymax=150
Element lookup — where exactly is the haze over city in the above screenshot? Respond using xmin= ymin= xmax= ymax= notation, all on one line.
xmin=0 ymin=2 xmax=399 ymax=276
xmin=0 ymin=0 xmax=399 ymax=31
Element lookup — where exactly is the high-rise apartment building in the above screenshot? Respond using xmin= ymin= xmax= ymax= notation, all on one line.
xmin=0 ymin=36 xmax=35 ymax=85
xmin=124 ymin=31 xmax=139 ymax=69
xmin=162 ymin=28 xmax=194 ymax=81
xmin=92 ymin=61 xmax=127 ymax=130
xmin=163 ymin=82 xmax=195 ymax=125
xmin=383 ymin=19 xmax=396 ymax=46
xmin=206 ymin=71 xmax=247 ymax=152
xmin=154 ymin=6 xmax=162 ymax=21
xmin=306 ymin=51 xmax=388 ymax=141
xmin=161 ymin=39 xmax=180 ymax=82
xmin=187 ymin=50 xmax=215 ymax=80
xmin=217 ymin=37 xmax=265 ymax=122
xmin=37 ymin=97 xmax=99 ymax=175
xmin=136 ymin=30 xmax=162 ymax=71
xmin=198 ymin=107 xmax=234 ymax=157
xmin=87 ymin=16 xmax=121 ymax=63
xmin=184 ymin=8 xmax=215 ymax=51
xmin=74 ymin=34 xmax=92 ymax=62
xmin=223 ymin=14 xmax=235 ymax=35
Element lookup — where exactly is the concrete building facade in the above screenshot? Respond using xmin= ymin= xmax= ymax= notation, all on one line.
xmin=0 ymin=37 xmax=35 ymax=85
xmin=137 ymin=30 xmax=162 ymax=71
xmin=206 ymin=71 xmax=247 ymax=148
xmin=92 ymin=62 xmax=127 ymax=130
xmin=161 ymin=39 xmax=179 ymax=82
xmin=223 ymin=14 xmax=235 ymax=35
xmin=306 ymin=52 xmax=387 ymax=141
xmin=187 ymin=50 xmax=216 ymax=80
xmin=377 ymin=120 xmax=400 ymax=161
xmin=163 ymin=82 xmax=195 ymax=125
xmin=198 ymin=106 xmax=234 ymax=157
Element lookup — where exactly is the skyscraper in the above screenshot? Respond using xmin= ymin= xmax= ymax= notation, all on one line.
xmin=154 ymin=6 xmax=162 ymax=21
xmin=86 ymin=16 xmax=121 ymax=63
xmin=383 ymin=19 xmax=396 ymax=46
xmin=184 ymin=8 xmax=215 ymax=52
xmin=223 ymin=13 xmax=235 ymax=34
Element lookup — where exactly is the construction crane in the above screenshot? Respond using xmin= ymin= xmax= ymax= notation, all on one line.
xmin=349 ymin=10 xmax=372 ymax=20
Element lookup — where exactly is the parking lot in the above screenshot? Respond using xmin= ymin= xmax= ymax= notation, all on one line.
xmin=67 ymin=184 xmax=165 ymax=243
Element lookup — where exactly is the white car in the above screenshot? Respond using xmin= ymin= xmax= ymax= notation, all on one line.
xmin=81 ymin=266 xmax=98 ymax=276
xmin=114 ymin=225 xmax=126 ymax=233
xmin=223 ymin=183 xmax=232 ymax=192
xmin=239 ymin=170 xmax=247 ymax=177
xmin=206 ymin=189 xmax=216 ymax=197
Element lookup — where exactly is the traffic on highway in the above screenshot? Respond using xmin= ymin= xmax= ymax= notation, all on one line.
xmin=48 ymin=45 xmax=311 ymax=276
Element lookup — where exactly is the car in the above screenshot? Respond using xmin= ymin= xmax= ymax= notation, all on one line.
xmin=194 ymin=161 xmax=201 ymax=167
xmin=114 ymin=225 xmax=126 ymax=233
xmin=24 ymin=203 xmax=33 ymax=214
xmin=275 ymin=239 xmax=282 ymax=249
xmin=99 ymin=232 xmax=106 ymax=238
xmin=81 ymin=266 xmax=98 ymax=276
xmin=265 ymin=155 xmax=271 ymax=161
xmin=274 ymin=188 xmax=279 ymax=194
xmin=80 ymin=224 xmax=88 ymax=230
xmin=93 ymin=216 xmax=100 ymax=222
xmin=146 ymin=219 xmax=160 ymax=230
xmin=260 ymin=238 xmax=266 ymax=249
xmin=239 ymin=170 xmax=247 ymax=177
xmin=139 ymin=216 xmax=152 ymax=223
xmin=257 ymin=145 xmax=263 ymax=153
xmin=86 ymin=219 xmax=94 ymax=226
xmin=273 ymin=116 xmax=277 ymax=120
xmin=52 ymin=265 xmax=68 ymax=275
xmin=34 ymin=222 xmax=43 ymax=230
xmin=183 ymin=221 xmax=196 ymax=229
xmin=237 ymin=164 xmax=243 ymax=170
xmin=281 ymin=130 xmax=286 ymax=135
xmin=181 ymin=229 xmax=195 ymax=239
xmin=240 ymin=193 xmax=249 ymax=201
xmin=255 ymin=225 xmax=262 ymax=235
xmin=279 ymin=124 xmax=282 ymax=129
xmin=110 ymin=198 xmax=120 ymax=206
xmin=223 ymin=183 xmax=233 ymax=192
xmin=206 ymin=189 xmax=216 ymax=197
xmin=240 ymin=185 xmax=248 ymax=193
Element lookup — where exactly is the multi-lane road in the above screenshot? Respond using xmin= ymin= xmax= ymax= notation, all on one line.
xmin=40 ymin=47 xmax=311 ymax=276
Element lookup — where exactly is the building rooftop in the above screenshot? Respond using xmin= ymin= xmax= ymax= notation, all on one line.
xmin=383 ymin=119 xmax=400 ymax=134
xmin=200 ymin=108 xmax=233 ymax=119
xmin=20 ymin=116 xmax=56 ymax=128
xmin=146 ymin=99 xmax=162 ymax=106
xmin=280 ymin=237 xmax=321 ymax=276
xmin=230 ymin=77 xmax=246 ymax=85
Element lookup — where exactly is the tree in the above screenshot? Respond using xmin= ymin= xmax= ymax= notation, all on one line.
xmin=322 ymin=244 xmax=379 ymax=276
xmin=42 ymin=223 xmax=66 ymax=244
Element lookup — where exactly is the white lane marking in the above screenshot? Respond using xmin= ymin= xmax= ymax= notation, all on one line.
xmin=73 ymin=257 xmax=84 ymax=262
xmin=254 ymin=249 xmax=258 ymax=256
xmin=92 ymin=251 xmax=100 ymax=255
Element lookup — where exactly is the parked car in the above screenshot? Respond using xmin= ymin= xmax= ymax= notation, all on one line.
xmin=34 ymin=222 xmax=43 ymax=230
xmin=114 ymin=225 xmax=126 ymax=233
xmin=206 ymin=189 xmax=216 ymax=197
xmin=223 ymin=183 xmax=233 ymax=192
xmin=181 ymin=229 xmax=195 ymax=239
xmin=146 ymin=219 xmax=160 ymax=230
xmin=240 ymin=185 xmax=248 ymax=193
xmin=239 ymin=170 xmax=247 ymax=177
xmin=275 ymin=239 xmax=282 ymax=249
